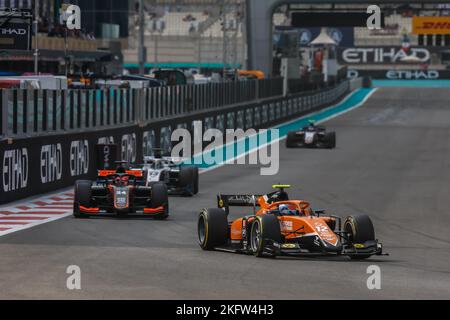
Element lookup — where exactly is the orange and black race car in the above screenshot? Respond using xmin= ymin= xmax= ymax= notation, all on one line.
xmin=73 ymin=165 xmax=169 ymax=219
xmin=198 ymin=185 xmax=385 ymax=259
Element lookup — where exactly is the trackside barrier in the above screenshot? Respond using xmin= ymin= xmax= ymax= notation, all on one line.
xmin=0 ymin=80 xmax=350 ymax=204
xmin=0 ymin=78 xmax=284 ymax=139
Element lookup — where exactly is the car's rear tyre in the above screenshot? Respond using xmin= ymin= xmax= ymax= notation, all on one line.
xmin=179 ymin=166 xmax=195 ymax=196
xmin=182 ymin=166 xmax=199 ymax=196
xmin=286 ymin=132 xmax=298 ymax=148
xmin=344 ymin=215 xmax=375 ymax=260
xmin=73 ymin=180 xmax=92 ymax=218
xmin=250 ymin=215 xmax=282 ymax=258
xmin=151 ymin=183 xmax=169 ymax=220
xmin=325 ymin=132 xmax=336 ymax=149
xmin=198 ymin=208 xmax=228 ymax=250
xmin=192 ymin=166 xmax=199 ymax=195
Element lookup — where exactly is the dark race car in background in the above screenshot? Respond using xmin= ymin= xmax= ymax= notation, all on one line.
xmin=73 ymin=168 xmax=169 ymax=220
xmin=286 ymin=121 xmax=336 ymax=149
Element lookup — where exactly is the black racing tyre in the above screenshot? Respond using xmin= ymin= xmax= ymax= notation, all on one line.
xmin=325 ymin=132 xmax=336 ymax=149
xmin=344 ymin=215 xmax=375 ymax=260
xmin=179 ymin=166 xmax=194 ymax=188
xmin=151 ymin=183 xmax=169 ymax=220
xmin=286 ymin=131 xmax=298 ymax=148
xmin=198 ymin=208 xmax=228 ymax=250
xmin=73 ymin=180 xmax=92 ymax=218
xmin=250 ymin=215 xmax=282 ymax=258
xmin=192 ymin=166 xmax=199 ymax=195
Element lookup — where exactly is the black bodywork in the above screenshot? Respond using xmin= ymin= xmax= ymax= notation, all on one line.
xmin=74 ymin=171 xmax=168 ymax=218
xmin=91 ymin=174 xmax=153 ymax=214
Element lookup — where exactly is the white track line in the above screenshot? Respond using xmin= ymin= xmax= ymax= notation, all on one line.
xmin=0 ymin=191 xmax=74 ymax=237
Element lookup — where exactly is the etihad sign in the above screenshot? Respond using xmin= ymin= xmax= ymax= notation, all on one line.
xmin=413 ymin=16 xmax=450 ymax=35
xmin=0 ymin=28 xmax=27 ymax=35
xmin=341 ymin=47 xmax=430 ymax=64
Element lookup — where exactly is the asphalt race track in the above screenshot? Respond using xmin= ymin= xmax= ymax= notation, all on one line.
xmin=1 ymin=87 xmax=450 ymax=299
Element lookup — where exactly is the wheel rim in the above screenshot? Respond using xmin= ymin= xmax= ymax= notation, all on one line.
xmin=198 ymin=215 xmax=206 ymax=245
xmin=250 ymin=221 xmax=261 ymax=252
xmin=344 ymin=222 xmax=354 ymax=242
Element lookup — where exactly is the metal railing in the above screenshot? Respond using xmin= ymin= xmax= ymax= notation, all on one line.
xmin=1 ymin=78 xmax=284 ymax=138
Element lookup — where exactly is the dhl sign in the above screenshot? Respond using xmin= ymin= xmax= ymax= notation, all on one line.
xmin=413 ymin=16 xmax=450 ymax=35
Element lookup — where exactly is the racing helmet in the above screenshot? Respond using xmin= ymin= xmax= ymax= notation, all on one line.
xmin=279 ymin=204 xmax=290 ymax=215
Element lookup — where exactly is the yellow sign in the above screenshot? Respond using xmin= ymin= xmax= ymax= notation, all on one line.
xmin=413 ymin=16 xmax=450 ymax=35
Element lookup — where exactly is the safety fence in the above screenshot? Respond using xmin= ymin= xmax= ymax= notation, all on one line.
xmin=0 ymin=80 xmax=350 ymax=204
xmin=0 ymin=78 xmax=283 ymax=138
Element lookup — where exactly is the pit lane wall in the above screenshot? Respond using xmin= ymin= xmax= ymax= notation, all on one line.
xmin=0 ymin=80 xmax=350 ymax=204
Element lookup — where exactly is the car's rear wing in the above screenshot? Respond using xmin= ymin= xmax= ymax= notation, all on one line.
xmin=217 ymin=194 xmax=262 ymax=215
xmin=98 ymin=169 xmax=143 ymax=178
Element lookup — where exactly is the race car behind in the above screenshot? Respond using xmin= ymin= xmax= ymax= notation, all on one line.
xmin=136 ymin=150 xmax=199 ymax=196
xmin=74 ymin=166 xmax=169 ymax=219
xmin=286 ymin=120 xmax=336 ymax=149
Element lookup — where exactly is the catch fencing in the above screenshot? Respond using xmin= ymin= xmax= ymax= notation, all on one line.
xmin=1 ymin=78 xmax=283 ymax=138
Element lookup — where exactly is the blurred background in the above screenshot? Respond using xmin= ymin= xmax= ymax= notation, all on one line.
xmin=0 ymin=1 xmax=449 ymax=87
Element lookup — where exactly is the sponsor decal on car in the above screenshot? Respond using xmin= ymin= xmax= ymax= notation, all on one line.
xmin=314 ymin=222 xmax=338 ymax=245
xmin=280 ymin=220 xmax=293 ymax=232
xmin=281 ymin=243 xmax=298 ymax=249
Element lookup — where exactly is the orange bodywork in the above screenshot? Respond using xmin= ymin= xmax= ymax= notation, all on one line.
xmin=79 ymin=206 xmax=100 ymax=214
xmin=229 ymin=197 xmax=338 ymax=245
xmin=238 ymin=70 xmax=265 ymax=80
xmin=98 ymin=170 xmax=143 ymax=177
xmin=143 ymin=206 xmax=165 ymax=214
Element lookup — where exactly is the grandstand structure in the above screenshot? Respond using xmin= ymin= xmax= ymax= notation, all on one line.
xmin=5 ymin=1 xmax=447 ymax=75
xmin=125 ymin=1 xmax=450 ymax=74
xmin=124 ymin=0 xmax=246 ymax=71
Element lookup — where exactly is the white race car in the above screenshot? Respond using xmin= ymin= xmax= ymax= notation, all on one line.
xmin=134 ymin=154 xmax=199 ymax=196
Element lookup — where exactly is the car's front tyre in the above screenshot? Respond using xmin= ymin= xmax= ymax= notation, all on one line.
xmin=198 ymin=208 xmax=228 ymax=250
xmin=286 ymin=131 xmax=298 ymax=148
xmin=73 ymin=180 xmax=92 ymax=219
xmin=344 ymin=215 xmax=375 ymax=260
xmin=250 ymin=215 xmax=282 ymax=258
xmin=151 ymin=183 xmax=169 ymax=220
xmin=179 ymin=166 xmax=195 ymax=196
xmin=325 ymin=132 xmax=336 ymax=149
